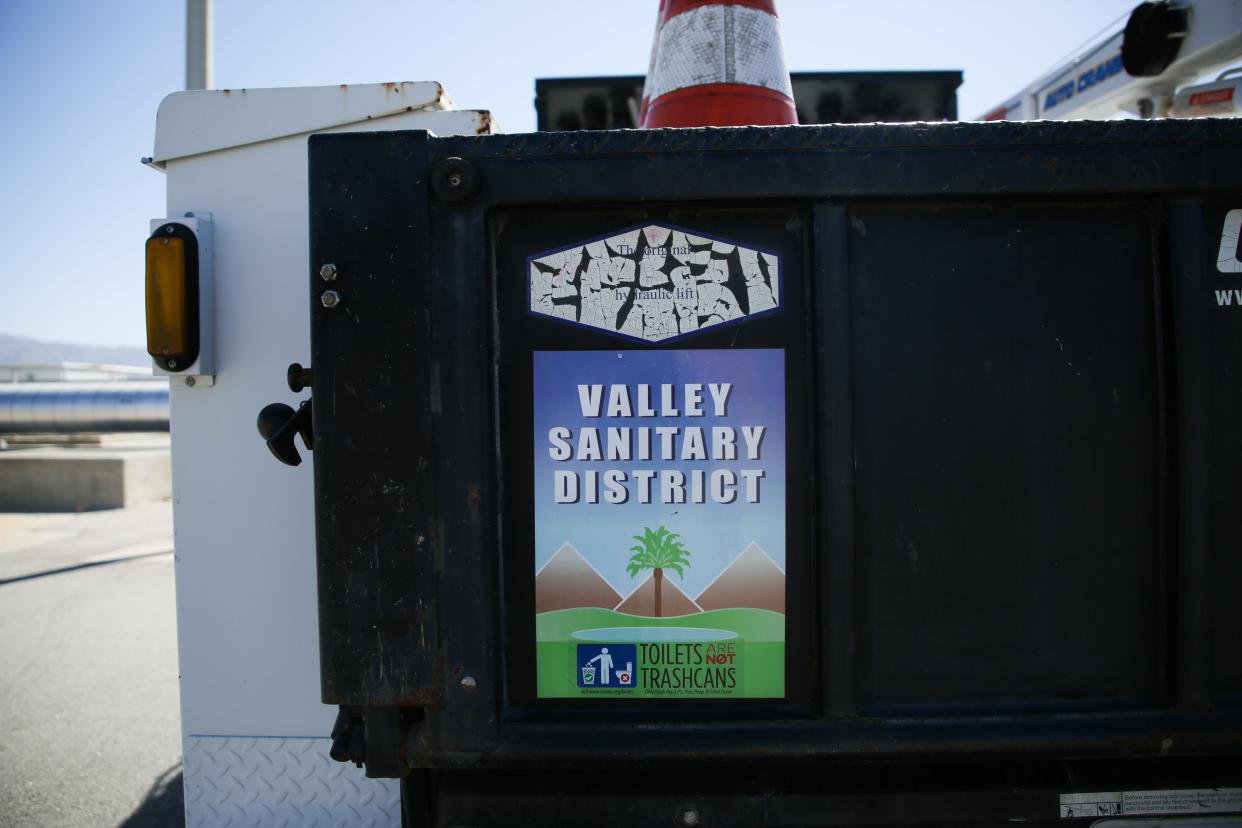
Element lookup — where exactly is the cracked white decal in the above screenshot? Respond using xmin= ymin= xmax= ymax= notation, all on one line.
xmin=529 ymin=224 xmax=780 ymax=343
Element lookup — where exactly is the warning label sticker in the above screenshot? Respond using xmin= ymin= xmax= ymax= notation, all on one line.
xmin=1059 ymin=788 xmax=1242 ymax=819
xmin=528 ymin=224 xmax=780 ymax=343
xmin=533 ymin=348 xmax=786 ymax=699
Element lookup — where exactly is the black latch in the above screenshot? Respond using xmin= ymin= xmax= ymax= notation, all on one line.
xmin=256 ymin=362 xmax=314 ymax=466
xmin=256 ymin=399 xmax=312 ymax=466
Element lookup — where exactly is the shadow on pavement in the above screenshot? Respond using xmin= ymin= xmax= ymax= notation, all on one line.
xmin=118 ymin=763 xmax=183 ymax=828
xmin=0 ymin=550 xmax=172 ymax=587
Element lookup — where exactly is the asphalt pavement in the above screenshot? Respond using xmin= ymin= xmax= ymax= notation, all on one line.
xmin=0 ymin=501 xmax=183 ymax=827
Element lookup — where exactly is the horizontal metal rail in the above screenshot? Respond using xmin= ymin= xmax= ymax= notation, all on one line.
xmin=0 ymin=382 xmax=169 ymax=433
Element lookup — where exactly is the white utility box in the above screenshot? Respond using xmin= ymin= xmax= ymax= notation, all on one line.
xmin=148 ymin=81 xmax=495 ymax=827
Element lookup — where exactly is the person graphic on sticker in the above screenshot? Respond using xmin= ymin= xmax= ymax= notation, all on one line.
xmin=587 ymin=647 xmax=615 ymax=685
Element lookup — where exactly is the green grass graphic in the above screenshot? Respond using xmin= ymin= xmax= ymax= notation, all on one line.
xmin=536 ymin=607 xmax=784 ymax=699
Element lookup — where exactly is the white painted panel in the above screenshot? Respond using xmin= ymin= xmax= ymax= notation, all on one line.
xmin=164 ymin=104 xmax=490 ymax=740
xmin=154 ymin=81 xmax=450 ymax=164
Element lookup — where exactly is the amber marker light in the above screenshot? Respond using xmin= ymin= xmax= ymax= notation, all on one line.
xmin=145 ymin=223 xmax=200 ymax=372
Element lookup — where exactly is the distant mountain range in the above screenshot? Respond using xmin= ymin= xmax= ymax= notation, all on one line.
xmin=0 ymin=334 xmax=147 ymax=367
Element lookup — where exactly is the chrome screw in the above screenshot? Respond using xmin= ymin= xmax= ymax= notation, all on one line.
xmin=319 ymin=263 xmax=338 ymax=281
xmin=321 ymin=290 xmax=341 ymax=309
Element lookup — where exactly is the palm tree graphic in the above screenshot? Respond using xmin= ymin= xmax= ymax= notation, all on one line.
xmin=626 ymin=526 xmax=691 ymax=618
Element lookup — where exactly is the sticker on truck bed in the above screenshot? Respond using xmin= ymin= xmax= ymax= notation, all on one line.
xmin=1060 ymin=788 xmax=1242 ymax=818
xmin=1211 ymin=208 xmax=1242 ymax=308
xmin=528 ymin=223 xmax=780 ymax=343
xmin=1218 ymin=209 xmax=1242 ymax=274
xmin=533 ymin=348 xmax=785 ymax=699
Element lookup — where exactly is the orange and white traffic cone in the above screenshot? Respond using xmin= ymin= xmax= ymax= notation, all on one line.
xmin=640 ymin=0 xmax=798 ymax=128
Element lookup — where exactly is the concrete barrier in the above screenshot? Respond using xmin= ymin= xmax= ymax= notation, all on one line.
xmin=0 ymin=435 xmax=171 ymax=511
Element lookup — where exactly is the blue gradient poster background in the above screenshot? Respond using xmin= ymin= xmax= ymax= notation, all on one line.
xmin=534 ymin=349 xmax=786 ymax=602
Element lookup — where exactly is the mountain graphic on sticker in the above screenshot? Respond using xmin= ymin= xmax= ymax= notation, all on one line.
xmin=528 ymin=223 xmax=780 ymax=343
xmin=695 ymin=543 xmax=786 ymax=614
xmin=614 ymin=573 xmax=703 ymax=618
xmin=535 ymin=542 xmax=623 ymax=613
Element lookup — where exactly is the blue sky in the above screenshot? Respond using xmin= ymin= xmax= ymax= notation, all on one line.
xmin=0 ymin=0 xmax=1138 ymax=348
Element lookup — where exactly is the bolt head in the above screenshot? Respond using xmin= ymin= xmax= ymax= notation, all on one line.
xmin=681 ymin=808 xmax=700 ymax=827
xmin=460 ymin=676 xmax=477 ymax=691
xmin=321 ymin=290 xmax=341 ymax=309
xmin=319 ymin=263 xmax=338 ymax=281
xmin=184 ymin=376 xmax=196 ymax=387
